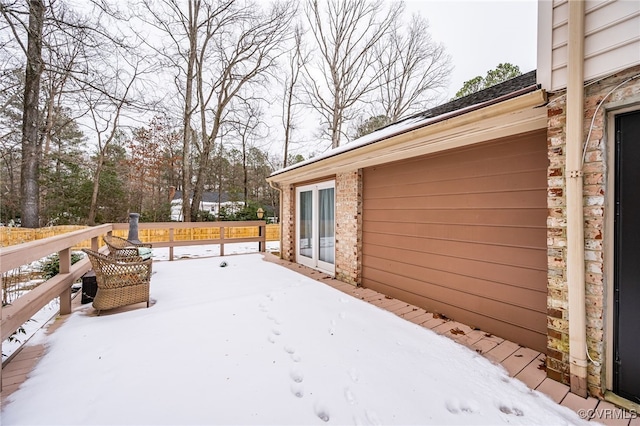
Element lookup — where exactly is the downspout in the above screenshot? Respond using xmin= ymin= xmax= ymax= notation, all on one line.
xmin=566 ymin=0 xmax=588 ymax=397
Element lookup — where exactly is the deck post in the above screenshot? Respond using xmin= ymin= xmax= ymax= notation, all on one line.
xmin=169 ymin=228 xmax=174 ymax=261
xmin=220 ymin=227 xmax=225 ymax=256
xmin=59 ymin=248 xmax=72 ymax=315
xmin=259 ymin=223 xmax=266 ymax=252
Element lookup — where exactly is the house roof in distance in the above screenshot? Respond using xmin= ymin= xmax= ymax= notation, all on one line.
xmin=172 ymin=190 xmax=235 ymax=204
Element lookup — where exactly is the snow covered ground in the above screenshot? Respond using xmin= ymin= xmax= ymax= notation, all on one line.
xmin=2 ymin=242 xmax=278 ymax=361
xmin=1 ymin=247 xmax=590 ymax=425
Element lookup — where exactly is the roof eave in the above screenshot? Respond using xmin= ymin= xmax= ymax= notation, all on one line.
xmin=267 ymin=88 xmax=548 ymax=185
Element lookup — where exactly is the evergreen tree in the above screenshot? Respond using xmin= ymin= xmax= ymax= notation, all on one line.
xmin=454 ymin=63 xmax=522 ymax=99
xmin=40 ymin=111 xmax=90 ymax=225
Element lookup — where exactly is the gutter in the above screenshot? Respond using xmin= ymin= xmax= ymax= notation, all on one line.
xmin=566 ymin=0 xmax=588 ymax=398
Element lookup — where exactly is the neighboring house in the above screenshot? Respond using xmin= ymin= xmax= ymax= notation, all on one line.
xmin=267 ymin=0 xmax=640 ymax=409
xmin=170 ymin=190 xmax=244 ymax=221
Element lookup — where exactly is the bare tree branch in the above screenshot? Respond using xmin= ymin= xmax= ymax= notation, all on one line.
xmin=303 ymin=0 xmax=404 ymax=148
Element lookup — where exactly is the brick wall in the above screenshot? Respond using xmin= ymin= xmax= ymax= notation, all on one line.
xmin=546 ymin=65 xmax=640 ymax=396
xmin=277 ymin=172 xmax=362 ymax=287
xmin=280 ymin=184 xmax=295 ymax=262
xmin=335 ymin=171 xmax=362 ymax=286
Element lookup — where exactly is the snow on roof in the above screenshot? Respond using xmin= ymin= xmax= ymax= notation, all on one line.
xmin=270 ymin=71 xmax=538 ymax=178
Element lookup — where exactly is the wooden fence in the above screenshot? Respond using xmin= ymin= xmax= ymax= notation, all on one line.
xmin=0 ymin=223 xmax=281 ymax=248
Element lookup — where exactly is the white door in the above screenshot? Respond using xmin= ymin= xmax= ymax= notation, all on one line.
xmin=296 ymin=181 xmax=335 ymax=274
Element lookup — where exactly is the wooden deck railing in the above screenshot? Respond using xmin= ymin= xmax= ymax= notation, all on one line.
xmin=0 ymin=223 xmax=280 ymax=248
xmin=0 ymin=221 xmax=269 ymax=378
xmin=111 ymin=221 xmax=267 ymax=260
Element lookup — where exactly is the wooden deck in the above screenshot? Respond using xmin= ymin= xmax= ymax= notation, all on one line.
xmin=2 ymin=253 xmax=639 ymax=425
xmin=262 ymin=255 xmax=640 ymax=426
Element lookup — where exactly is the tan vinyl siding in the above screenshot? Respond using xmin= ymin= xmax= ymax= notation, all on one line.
xmin=541 ymin=0 xmax=640 ymax=91
xmin=361 ymin=130 xmax=548 ymax=352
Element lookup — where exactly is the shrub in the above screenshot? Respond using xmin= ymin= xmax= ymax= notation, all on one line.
xmin=41 ymin=252 xmax=84 ymax=280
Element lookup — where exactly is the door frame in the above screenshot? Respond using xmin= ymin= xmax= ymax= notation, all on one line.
xmin=605 ymin=104 xmax=640 ymax=394
xmin=295 ymin=180 xmax=336 ymax=275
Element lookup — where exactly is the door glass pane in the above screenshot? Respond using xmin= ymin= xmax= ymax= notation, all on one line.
xmin=318 ymin=187 xmax=335 ymax=264
xmin=299 ymin=190 xmax=313 ymax=259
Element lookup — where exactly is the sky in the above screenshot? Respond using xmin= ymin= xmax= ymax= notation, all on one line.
xmin=299 ymin=0 xmax=539 ymax=103
xmin=404 ymin=0 xmax=538 ymax=100
xmin=295 ymin=0 xmax=539 ymax=155
xmin=2 ymin=247 xmax=590 ymax=425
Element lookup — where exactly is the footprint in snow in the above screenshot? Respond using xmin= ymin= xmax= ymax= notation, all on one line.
xmin=339 ymin=297 xmax=349 ymax=304
xmin=267 ymin=314 xmax=281 ymax=324
xmin=284 ymin=345 xmax=296 ymax=354
xmin=343 ymin=387 xmax=357 ymax=405
xmin=329 ymin=319 xmax=337 ymax=335
xmin=271 ymin=328 xmax=281 ymax=336
xmin=290 ymin=352 xmax=302 ymax=362
xmin=348 ymin=367 xmax=360 ymax=383
xmin=445 ymin=398 xmax=479 ymax=414
xmin=290 ymin=382 xmax=304 ymax=398
xmin=339 ymin=312 xmax=346 ymax=319
xmin=499 ymin=404 xmax=524 ymax=416
xmin=290 ymin=367 xmax=304 ymax=383
xmin=365 ymin=409 xmax=381 ymax=425
xmin=314 ymin=403 xmax=330 ymax=423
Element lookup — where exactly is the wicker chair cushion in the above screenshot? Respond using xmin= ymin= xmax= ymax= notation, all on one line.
xmin=137 ymin=247 xmax=153 ymax=260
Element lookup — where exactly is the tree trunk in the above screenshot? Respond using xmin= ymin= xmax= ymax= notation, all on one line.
xmin=20 ymin=0 xmax=45 ymax=228
xmin=181 ymin=0 xmax=199 ymax=223
xmin=243 ymin=142 xmax=248 ymax=204
xmin=87 ymin=158 xmax=104 ymax=226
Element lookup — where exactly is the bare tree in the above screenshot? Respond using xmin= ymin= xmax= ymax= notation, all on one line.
xmin=1 ymin=0 xmax=154 ymax=226
xmin=136 ymin=0 xmax=210 ymax=223
xmin=303 ymin=0 xmax=403 ymax=149
xmin=280 ymin=24 xmax=308 ymax=168
xmin=1 ymin=0 xmax=46 ymax=227
xmin=138 ymin=0 xmax=294 ymax=221
xmin=373 ymin=13 xmax=451 ymax=123
xmin=189 ymin=1 xmax=295 ymax=221
xmin=80 ymin=54 xmax=150 ymax=225
xmin=228 ymin=98 xmax=265 ymax=204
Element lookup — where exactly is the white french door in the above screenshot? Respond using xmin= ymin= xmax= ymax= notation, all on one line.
xmin=296 ymin=181 xmax=335 ymax=274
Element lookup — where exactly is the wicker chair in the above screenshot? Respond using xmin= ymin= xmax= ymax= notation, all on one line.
xmin=82 ymin=248 xmax=152 ymax=314
xmin=103 ymin=234 xmax=152 ymax=259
